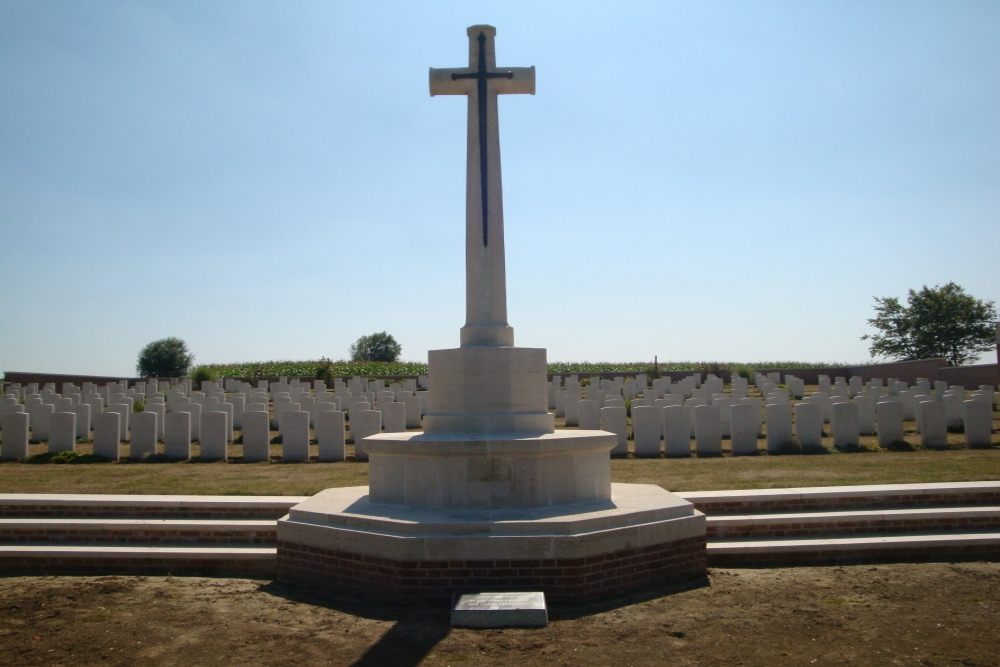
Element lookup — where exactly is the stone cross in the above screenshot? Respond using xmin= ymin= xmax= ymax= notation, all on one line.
xmin=430 ymin=25 xmax=535 ymax=348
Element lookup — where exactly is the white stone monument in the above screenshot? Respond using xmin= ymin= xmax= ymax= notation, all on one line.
xmin=276 ymin=25 xmax=705 ymax=604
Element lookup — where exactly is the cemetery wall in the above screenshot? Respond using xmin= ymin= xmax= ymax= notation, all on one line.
xmin=757 ymin=358 xmax=948 ymax=385
xmin=1 ymin=372 xmax=420 ymax=388
xmin=2 ymin=372 xmax=155 ymax=389
xmin=7 ymin=359 xmax=995 ymax=391
xmin=551 ymin=370 xmax=719 ymax=383
xmin=939 ymin=363 xmax=999 ymax=388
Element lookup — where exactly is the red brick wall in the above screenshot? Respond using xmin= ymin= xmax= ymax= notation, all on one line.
xmin=687 ymin=490 xmax=1000 ymax=515
xmin=708 ymin=514 xmax=1000 ymax=539
xmin=709 ymin=542 xmax=1000 ymax=568
xmin=0 ymin=555 xmax=275 ymax=577
xmin=0 ymin=503 xmax=294 ymax=520
xmin=0 ymin=527 xmax=276 ymax=545
xmin=938 ymin=364 xmax=999 ymax=389
xmin=276 ymin=535 xmax=706 ymax=605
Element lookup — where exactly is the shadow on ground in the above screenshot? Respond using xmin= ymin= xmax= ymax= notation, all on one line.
xmin=258 ymin=573 xmax=711 ymax=664
xmin=258 ymin=580 xmax=452 ymax=667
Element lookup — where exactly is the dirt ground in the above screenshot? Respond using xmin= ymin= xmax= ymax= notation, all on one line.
xmin=1 ymin=562 xmax=997 ymax=667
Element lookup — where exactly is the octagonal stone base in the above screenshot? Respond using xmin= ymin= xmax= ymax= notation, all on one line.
xmin=364 ymin=430 xmax=615 ymax=510
xmin=276 ymin=483 xmax=707 ymax=604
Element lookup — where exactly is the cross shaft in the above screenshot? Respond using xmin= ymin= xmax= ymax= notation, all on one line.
xmin=429 ymin=25 xmax=534 ymax=348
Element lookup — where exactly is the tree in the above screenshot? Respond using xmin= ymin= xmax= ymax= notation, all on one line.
xmin=861 ymin=283 xmax=997 ymax=366
xmin=136 ymin=337 xmax=195 ymax=377
xmin=349 ymin=332 xmax=402 ymax=363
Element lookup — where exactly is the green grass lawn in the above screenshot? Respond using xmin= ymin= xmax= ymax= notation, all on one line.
xmin=1 ymin=448 xmax=997 ymax=496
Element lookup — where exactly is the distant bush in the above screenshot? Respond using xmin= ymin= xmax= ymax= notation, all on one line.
xmin=136 ymin=337 xmax=194 ymax=378
xmin=191 ymin=366 xmax=217 ymax=387
xmin=315 ymin=357 xmax=336 ymax=385
xmin=350 ymin=332 xmax=402 ymax=363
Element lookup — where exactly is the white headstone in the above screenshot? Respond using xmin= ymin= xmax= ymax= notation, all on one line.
xmin=729 ymin=403 xmax=757 ymax=456
xmin=600 ymin=406 xmax=627 ymax=456
xmin=163 ymin=410 xmax=191 ymax=460
xmin=241 ymin=410 xmax=271 ymax=462
xmin=382 ymin=402 xmax=406 ymax=433
xmin=831 ymin=401 xmax=859 ymax=450
xmin=694 ymin=405 xmax=722 ymax=457
xmin=93 ymin=412 xmax=120 ymax=460
xmin=795 ymin=402 xmax=823 ymax=453
xmin=31 ymin=403 xmax=54 ymax=442
xmin=281 ymin=411 xmax=310 ymax=462
xmin=740 ymin=397 xmax=764 ymax=437
xmin=855 ymin=395 xmax=877 ymax=436
xmin=49 ymin=412 xmax=76 ymax=453
xmin=963 ymin=399 xmax=993 ymax=447
xmin=0 ymin=412 xmax=29 ymax=460
xmin=765 ymin=404 xmax=793 ymax=453
xmin=403 ymin=394 xmax=422 ymax=429
xmin=919 ymin=401 xmax=947 ymax=449
xmin=352 ymin=410 xmax=381 ymax=461
xmin=316 ymin=410 xmax=346 ymax=462
xmin=876 ymin=400 xmax=904 ymax=448
xmin=631 ymin=405 xmax=662 ymax=457
xmin=200 ymin=411 xmax=228 ymax=460
xmin=662 ymin=405 xmax=690 ymax=457
xmin=72 ymin=403 xmax=92 ymax=439
xmin=131 ymin=411 xmax=158 ymax=459
xmin=176 ymin=403 xmax=202 ymax=441
xmin=577 ymin=399 xmax=600 ymax=430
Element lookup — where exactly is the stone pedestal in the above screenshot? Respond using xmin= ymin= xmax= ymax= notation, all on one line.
xmin=277 ymin=343 xmax=707 ymax=603
xmin=366 ymin=431 xmax=613 ymax=509
xmin=423 ymin=346 xmax=553 ymax=435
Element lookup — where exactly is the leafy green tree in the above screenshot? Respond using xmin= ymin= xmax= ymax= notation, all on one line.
xmin=349 ymin=332 xmax=402 ymax=363
xmin=136 ymin=337 xmax=195 ymax=377
xmin=861 ymin=283 xmax=997 ymax=366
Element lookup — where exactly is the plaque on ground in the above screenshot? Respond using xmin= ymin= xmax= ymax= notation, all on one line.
xmin=451 ymin=592 xmax=548 ymax=628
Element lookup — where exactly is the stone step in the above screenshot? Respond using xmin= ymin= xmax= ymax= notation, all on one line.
xmin=0 ymin=494 xmax=306 ymax=519
xmin=0 ymin=544 xmax=277 ymax=577
xmin=707 ymin=532 xmax=1000 ymax=567
xmin=707 ymin=506 xmax=1000 ymax=539
xmin=0 ymin=518 xmax=277 ymax=545
xmin=678 ymin=481 xmax=1000 ymax=516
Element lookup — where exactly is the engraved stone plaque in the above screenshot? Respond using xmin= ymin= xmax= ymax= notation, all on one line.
xmin=451 ymin=591 xmax=548 ymax=628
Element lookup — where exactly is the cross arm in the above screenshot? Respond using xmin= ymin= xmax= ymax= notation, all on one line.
xmin=429 ymin=66 xmax=536 ymax=96
xmin=493 ymin=66 xmax=535 ymax=95
xmin=429 ymin=68 xmax=472 ymax=96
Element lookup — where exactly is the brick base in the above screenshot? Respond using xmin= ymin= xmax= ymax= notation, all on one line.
xmin=0 ymin=504 xmax=291 ymax=520
xmin=0 ymin=556 xmax=275 ymax=577
xmin=689 ymin=490 xmax=1000 ymax=515
xmin=276 ymin=535 xmax=707 ymax=604
xmin=709 ymin=542 xmax=1000 ymax=568
xmin=708 ymin=515 xmax=1000 ymax=540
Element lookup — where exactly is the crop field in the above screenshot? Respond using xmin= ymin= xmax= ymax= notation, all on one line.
xmin=203 ymin=359 xmax=857 ymax=378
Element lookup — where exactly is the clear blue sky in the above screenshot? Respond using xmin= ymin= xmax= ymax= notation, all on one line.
xmin=2 ymin=1 xmax=998 ymax=376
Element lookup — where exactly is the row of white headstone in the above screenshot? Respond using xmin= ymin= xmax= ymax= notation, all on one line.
xmin=0 ymin=376 xmax=429 ymax=462
xmin=2 ymin=372 xmax=995 ymax=460
xmin=549 ymin=372 xmax=996 ymax=456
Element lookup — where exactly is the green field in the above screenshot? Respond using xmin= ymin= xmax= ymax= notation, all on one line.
xmin=202 ymin=359 xmax=857 ymax=378
xmin=1 ymin=449 xmax=997 ymax=496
